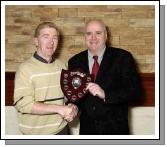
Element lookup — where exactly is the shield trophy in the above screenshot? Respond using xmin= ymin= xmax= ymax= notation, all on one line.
xmin=60 ymin=69 xmax=94 ymax=102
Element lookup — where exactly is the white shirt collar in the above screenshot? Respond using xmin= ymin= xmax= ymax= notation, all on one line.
xmin=88 ymin=46 xmax=106 ymax=59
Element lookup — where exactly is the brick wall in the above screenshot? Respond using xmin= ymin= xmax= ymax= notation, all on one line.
xmin=5 ymin=5 xmax=155 ymax=72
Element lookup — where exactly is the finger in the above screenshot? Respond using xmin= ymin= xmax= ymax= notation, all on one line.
xmin=89 ymin=87 xmax=97 ymax=95
xmin=86 ymin=82 xmax=94 ymax=90
xmin=67 ymin=103 xmax=73 ymax=108
xmin=64 ymin=115 xmax=72 ymax=121
xmin=73 ymin=110 xmax=77 ymax=117
xmin=67 ymin=116 xmax=74 ymax=122
xmin=66 ymin=118 xmax=72 ymax=122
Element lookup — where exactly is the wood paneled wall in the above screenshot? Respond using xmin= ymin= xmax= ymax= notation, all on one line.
xmin=5 ymin=72 xmax=155 ymax=106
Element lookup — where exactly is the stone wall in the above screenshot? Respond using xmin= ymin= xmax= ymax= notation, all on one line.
xmin=5 ymin=5 xmax=155 ymax=72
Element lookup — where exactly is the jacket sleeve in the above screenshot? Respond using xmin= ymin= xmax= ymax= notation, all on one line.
xmin=104 ymin=52 xmax=142 ymax=104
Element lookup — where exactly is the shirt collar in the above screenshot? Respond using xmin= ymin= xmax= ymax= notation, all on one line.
xmin=88 ymin=46 xmax=106 ymax=59
xmin=33 ymin=52 xmax=54 ymax=64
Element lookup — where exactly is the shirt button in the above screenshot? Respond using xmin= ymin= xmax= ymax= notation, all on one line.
xmin=93 ymin=106 xmax=96 ymax=111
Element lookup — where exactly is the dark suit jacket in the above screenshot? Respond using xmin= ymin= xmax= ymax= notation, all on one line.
xmin=68 ymin=47 xmax=142 ymax=135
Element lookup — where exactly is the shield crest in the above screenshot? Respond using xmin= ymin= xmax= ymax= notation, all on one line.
xmin=60 ymin=69 xmax=93 ymax=102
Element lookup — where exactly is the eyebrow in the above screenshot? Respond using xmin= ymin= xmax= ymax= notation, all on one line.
xmin=42 ymin=34 xmax=49 ymax=36
xmin=85 ymin=31 xmax=103 ymax=33
xmin=42 ymin=34 xmax=58 ymax=37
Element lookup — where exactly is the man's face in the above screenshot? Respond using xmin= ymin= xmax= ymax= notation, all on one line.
xmin=85 ymin=21 xmax=107 ymax=54
xmin=34 ymin=27 xmax=58 ymax=59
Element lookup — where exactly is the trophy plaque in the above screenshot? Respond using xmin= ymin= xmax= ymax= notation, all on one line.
xmin=60 ymin=69 xmax=93 ymax=102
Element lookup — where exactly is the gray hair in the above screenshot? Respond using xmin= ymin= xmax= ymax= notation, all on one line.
xmin=85 ymin=19 xmax=107 ymax=33
xmin=34 ymin=22 xmax=59 ymax=37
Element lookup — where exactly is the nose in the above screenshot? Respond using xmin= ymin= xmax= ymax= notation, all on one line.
xmin=91 ymin=33 xmax=97 ymax=40
xmin=49 ymin=38 xmax=54 ymax=45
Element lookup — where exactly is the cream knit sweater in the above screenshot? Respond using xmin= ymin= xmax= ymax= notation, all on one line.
xmin=14 ymin=56 xmax=67 ymax=135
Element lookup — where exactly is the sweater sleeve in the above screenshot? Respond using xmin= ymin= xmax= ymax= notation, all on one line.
xmin=14 ymin=65 xmax=35 ymax=114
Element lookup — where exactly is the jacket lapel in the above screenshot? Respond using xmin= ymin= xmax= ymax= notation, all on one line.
xmin=95 ymin=47 xmax=113 ymax=82
xmin=79 ymin=51 xmax=90 ymax=73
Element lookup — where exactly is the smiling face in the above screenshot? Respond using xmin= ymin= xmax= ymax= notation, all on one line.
xmin=85 ymin=20 xmax=107 ymax=55
xmin=34 ymin=26 xmax=59 ymax=61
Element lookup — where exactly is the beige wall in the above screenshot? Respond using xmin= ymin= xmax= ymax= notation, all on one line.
xmin=5 ymin=5 xmax=155 ymax=73
xmin=5 ymin=106 xmax=155 ymax=135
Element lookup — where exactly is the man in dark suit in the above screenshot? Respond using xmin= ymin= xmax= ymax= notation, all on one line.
xmin=68 ymin=20 xmax=142 ymax=135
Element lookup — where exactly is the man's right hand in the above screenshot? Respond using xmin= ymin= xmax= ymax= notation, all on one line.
xmin=59 ymin=103 xmax=78 ymax=122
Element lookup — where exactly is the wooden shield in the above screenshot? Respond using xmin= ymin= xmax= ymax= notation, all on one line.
xmin=60 ymin=69 xmax=93 ymax=102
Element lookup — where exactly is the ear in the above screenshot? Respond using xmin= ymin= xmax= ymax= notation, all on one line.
xmin=105 ymin=32 xmax=108 ymax=41
xmin=33 ymin=38 xmax=38 ymax=47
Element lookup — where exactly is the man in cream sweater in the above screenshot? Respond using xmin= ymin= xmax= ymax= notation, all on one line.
xmin=14 ymin=22 xmax=78 ymax=135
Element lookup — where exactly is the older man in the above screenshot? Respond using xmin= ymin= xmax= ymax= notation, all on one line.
xmin=68 ymin=20 xmax=142 ymax=135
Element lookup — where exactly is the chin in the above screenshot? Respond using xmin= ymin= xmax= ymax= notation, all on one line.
xmin=90 ymin=47 xmax=98 ymax=51
xmin=47 ymin=50 xmax=54 ymax=54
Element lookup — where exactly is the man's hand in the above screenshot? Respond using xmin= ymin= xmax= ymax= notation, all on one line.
xmin=86 ymin=82 xmax=105 ymax=101
xmin=59 ymin=103 xmax=78 ymax=122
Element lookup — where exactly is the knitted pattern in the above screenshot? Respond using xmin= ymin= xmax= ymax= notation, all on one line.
xmin=14 ymin=56 xmax=67 ymax=135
